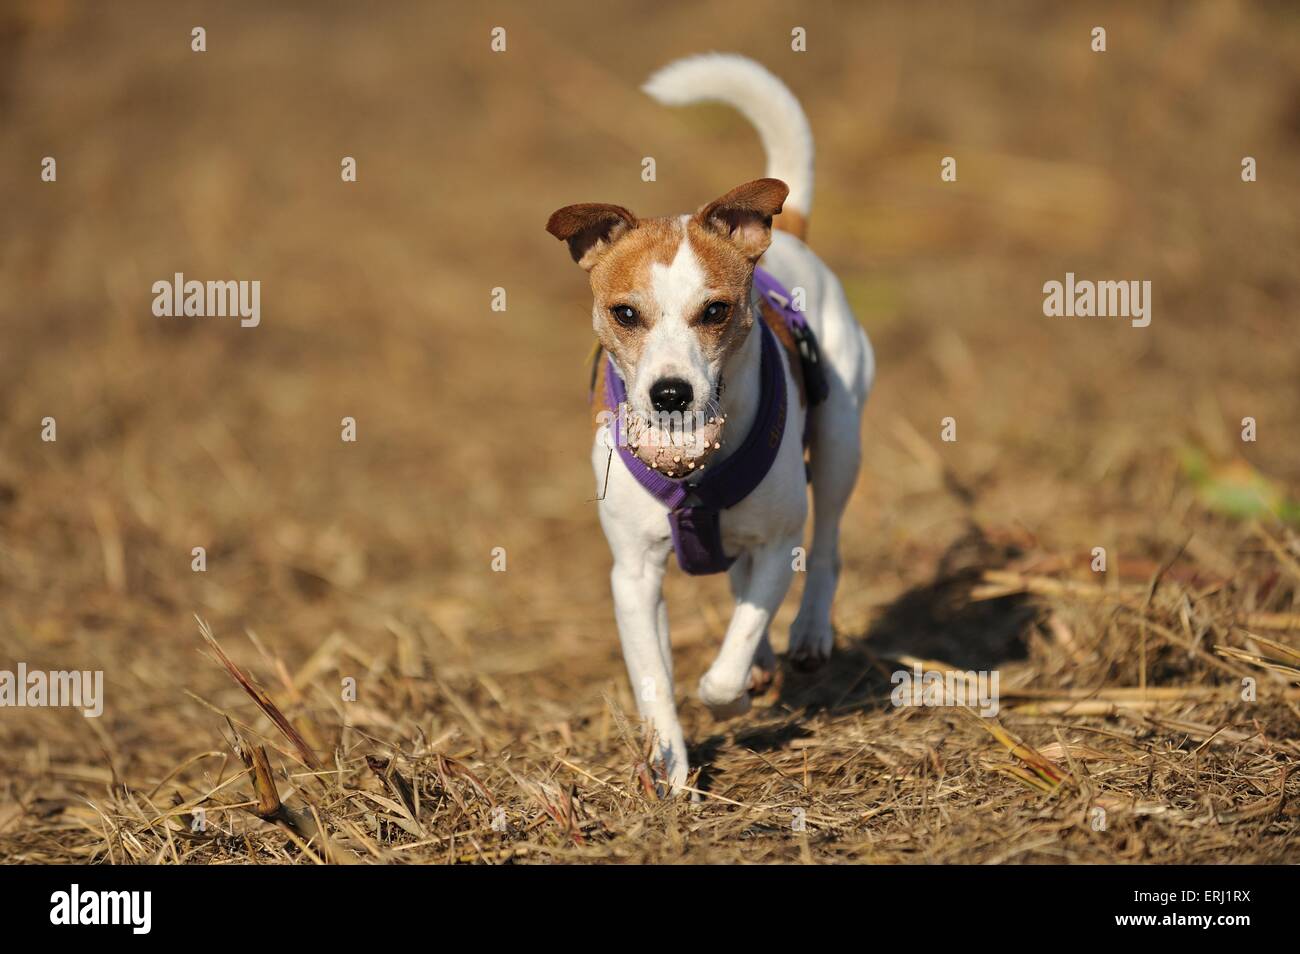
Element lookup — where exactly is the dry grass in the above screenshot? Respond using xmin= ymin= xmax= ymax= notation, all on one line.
xmin=2 ymin=0 xmax=1300 ymax=863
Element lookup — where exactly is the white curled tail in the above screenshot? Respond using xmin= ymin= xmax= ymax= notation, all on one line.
xmin=643 ymin=53 xmax=815 ymax=226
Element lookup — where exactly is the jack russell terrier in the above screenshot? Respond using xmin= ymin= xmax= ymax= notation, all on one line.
xmin=547 ymin=53 xmax=875 ymax=794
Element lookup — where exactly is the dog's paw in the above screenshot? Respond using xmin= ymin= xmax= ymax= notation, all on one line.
xmin=647 ymin=753 xmax=692 ymax=799
xmin=787 ymin=615 xmax=833 ymax=671
xmin=698 ymin=671 xmax=752 ymax=720
xmin=655 ymin=779 xmax=698 ymax=801
xmin=749 ymin=637 xmax=777 ymax=694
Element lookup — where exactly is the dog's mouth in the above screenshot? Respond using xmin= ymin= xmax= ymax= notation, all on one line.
xmin=624 ymin=409 xmax=726 ymax=477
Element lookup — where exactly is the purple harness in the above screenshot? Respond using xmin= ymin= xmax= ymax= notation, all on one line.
xmin=602 ymin=268 xmax=825 ymax=575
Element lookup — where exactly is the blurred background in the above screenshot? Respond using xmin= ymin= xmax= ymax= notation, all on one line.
xmin=1 ymin=1 xmax=1298 ymax=862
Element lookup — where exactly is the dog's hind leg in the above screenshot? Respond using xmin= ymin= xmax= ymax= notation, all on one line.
xmin=788 ymin=391 xmax=863 ymax=670
xmin=728 ymin=553 xmax=776 ymax=694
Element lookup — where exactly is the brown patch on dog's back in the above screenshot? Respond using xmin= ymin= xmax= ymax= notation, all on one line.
xmin=759 ymin=298 xmax=806 ymax=408
xmin=773 ymin=208 xmax=807 ymax=242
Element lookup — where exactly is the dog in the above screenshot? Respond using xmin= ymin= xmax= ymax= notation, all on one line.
xmin=546 ymin=53 xmax=874 ymax=794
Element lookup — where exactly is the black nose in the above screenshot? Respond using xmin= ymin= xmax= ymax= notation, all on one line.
xmin=649 ymin=377 xmax=694 ymax=414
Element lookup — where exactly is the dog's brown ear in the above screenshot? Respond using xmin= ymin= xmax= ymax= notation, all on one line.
xmin=697 ymin=178 xmax=789 ymax=261
xmin=546 ymin=203 xmax=637 ymax=270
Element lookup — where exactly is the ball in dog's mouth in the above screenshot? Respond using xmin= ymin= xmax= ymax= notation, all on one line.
xmin=624 ymin=410 xmax=726 ymax=478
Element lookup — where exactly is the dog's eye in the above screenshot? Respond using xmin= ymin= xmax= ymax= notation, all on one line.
xmin=610 ymin=304 xmax=639 ymax=328
xmin=700 ymin=301 xmax=730 ymax=325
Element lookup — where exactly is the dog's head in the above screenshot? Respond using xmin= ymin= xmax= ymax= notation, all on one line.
xmin=547 ymin=178 xmax=787 ymax=470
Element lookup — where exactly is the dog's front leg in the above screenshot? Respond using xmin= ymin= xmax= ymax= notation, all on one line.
xmin=609 ymin=543 xmax=690 ymax=793
xmin=699 ymin=534 xmax=800 ymax=718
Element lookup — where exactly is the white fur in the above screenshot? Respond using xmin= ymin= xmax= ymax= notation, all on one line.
xmin=634 ymin=231 xmax=715 ymax=419
xmin=592 ymin=55 xmax=873 ymax=794
xmin=643 ymin=53 xmax=816 ymax=216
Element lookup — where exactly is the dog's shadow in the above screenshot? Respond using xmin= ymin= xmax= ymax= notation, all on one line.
xmin=690 ymin=529 xmax=1039 ymax=787
xmin=778 ymin=566 xmax=1035 ymax=714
